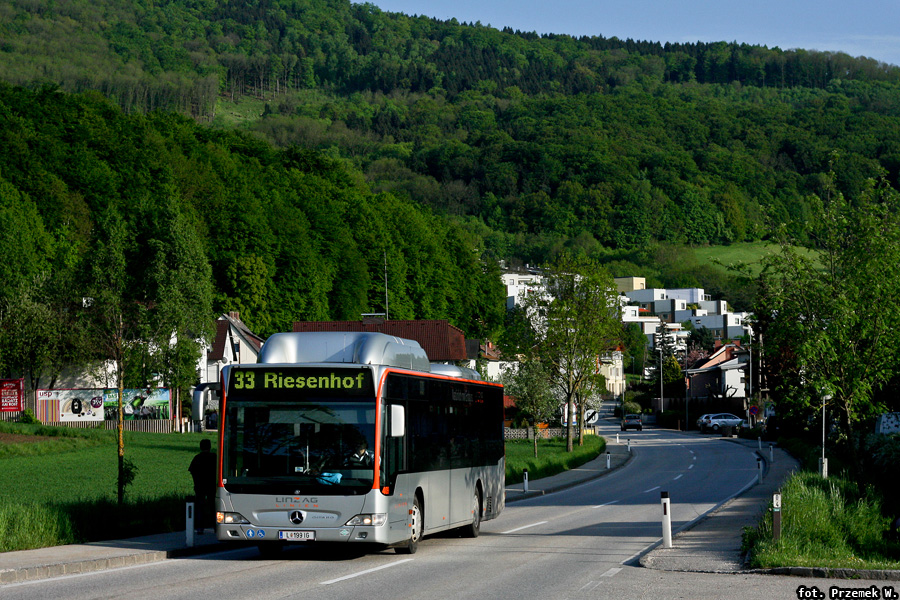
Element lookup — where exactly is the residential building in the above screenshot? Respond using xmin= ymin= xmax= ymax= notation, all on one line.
xmin=501 ymin=271 xmax=544 ymax=310
xmin=614 ymin=276 xmax=646 ymax=293
xmin=193 ymin=312 xmax=265 ymax=428
xmin=599 ymin=350 xmax=626 ymax=397
xmin=198 ymin=312 xmax=265 ymax=385
xmin=682 ymin=342 xmax=750 ymax=417
xmin=292 ymin=318 xmax=469 ymax=362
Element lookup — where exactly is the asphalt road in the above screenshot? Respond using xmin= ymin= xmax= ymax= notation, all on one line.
xmin=9 ymin=422 xmax=868 ymax=600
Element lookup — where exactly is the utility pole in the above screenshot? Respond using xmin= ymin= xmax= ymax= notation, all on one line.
xmin=384 ymin=250 xmax=389 ymax=320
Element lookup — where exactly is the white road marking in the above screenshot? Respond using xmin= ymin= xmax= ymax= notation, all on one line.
xmin=501 ymin=521 xmax=548 ymax=534
xmin=688 ymin=464 xmax=694 ymax=469
xmin=673 ymin=474 xmax=683 ymax=480
xmin=643 ymin=485 xmax=660 ymax=493
xmin=601 ymin=567 xmax=622 ymax=577
xmin=320 ymin=559 xmax=414 ymax=585
xmin=592 ymin=500 xmax=619 ymax=508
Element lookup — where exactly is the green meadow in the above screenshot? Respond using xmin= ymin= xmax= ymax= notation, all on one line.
xmin=0 ymin=422 xmax=605 ymax=551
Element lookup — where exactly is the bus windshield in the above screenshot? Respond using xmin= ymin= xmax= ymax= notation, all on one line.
xmin=223 ymin=400 xmax=377 ymax=495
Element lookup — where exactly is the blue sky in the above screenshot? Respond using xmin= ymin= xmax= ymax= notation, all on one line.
xmin=371 ymin=0 xmax=900 ymax=67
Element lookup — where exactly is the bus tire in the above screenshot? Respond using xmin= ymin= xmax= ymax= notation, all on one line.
xmin=462 ymin=490 xmax=481 ymax=538
xmin=396 ymin=496 xmax=422 ymax=554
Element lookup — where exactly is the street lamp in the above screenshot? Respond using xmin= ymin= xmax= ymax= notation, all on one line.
xmin=744 ymin=324 xmax=753 ymax=426
xmin=658 ymin=346 xmax=664 ymax=411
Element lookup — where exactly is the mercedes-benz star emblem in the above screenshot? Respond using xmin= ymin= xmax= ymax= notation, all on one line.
xmin=289 ymin=511 xmax=304 ymax=525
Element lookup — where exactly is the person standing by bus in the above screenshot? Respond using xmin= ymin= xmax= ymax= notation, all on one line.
xmin=188 ymin=438 xmax=216 ymax=534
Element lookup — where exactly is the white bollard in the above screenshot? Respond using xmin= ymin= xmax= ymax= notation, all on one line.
xmin=523 ymin=469 xmax=529 ymax=493
xmin=661 ymin=491 xmax=672 ymax=548
xmin=606 ymin=452 xmax=611 ymax=469
xmin=758 ymin=436 xmax=762 ymax=451
xmin=757 ymin=457 xmax=763 ymax=484
xmin=769 ymin=444 xmax=775 ymax=463
xmin=616 ymin=432 xmax=620 ymax=444
xmin=186 ymin=501 xmax=195 ymax=547
xmin=627 ymin=438 xmax=631 ymax=452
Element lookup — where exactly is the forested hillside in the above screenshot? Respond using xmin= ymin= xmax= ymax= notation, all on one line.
xmin=0 ymin=84 xmax=506 ymax=346
xmin=3 ymin=0 xmax=900 ymax=325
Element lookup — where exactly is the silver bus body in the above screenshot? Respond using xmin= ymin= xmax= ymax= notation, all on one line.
xmin=215 ymin=331 xmax=505 ymax=551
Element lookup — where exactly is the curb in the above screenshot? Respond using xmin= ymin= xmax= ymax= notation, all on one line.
xmin=0 ymin=541 xmax=233 ymax=585
xmin=744 ymin=567 xmax=900 ymax=581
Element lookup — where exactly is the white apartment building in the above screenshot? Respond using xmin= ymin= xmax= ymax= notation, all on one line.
xmin=622 ymin=287 xmax=749 ymax=343
xmin=501 ymin=271 xmax=544 ymax=310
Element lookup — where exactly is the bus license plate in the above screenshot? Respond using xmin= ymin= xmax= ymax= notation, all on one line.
xmin=279 ymin=531 xmax=315 ymax=541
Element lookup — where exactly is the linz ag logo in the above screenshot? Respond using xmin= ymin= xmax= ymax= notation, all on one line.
xmin=275 ymin=497 xmax=318 ymax=507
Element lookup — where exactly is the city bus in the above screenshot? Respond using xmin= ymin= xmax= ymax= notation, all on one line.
xmin=215 ymin=331 xmax=505 ymax=555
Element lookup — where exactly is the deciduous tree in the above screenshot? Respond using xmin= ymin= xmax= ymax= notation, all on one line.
xmin=500 ymin=360 xmax=555 ymax=458
xmin=755 ymin=176 xmax=900 ymax=468
xmin=518 ymin=254 xmax=622 ymax=452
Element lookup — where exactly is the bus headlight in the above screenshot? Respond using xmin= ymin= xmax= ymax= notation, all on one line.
xmin=344 ymin=513 xmax=387 ymax=527
xmin=217 ymin=511 xmax=250 ymax=525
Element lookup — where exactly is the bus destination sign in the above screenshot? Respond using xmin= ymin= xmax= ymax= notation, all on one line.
xmin=229 ymin=367 xmax=374 ymax=397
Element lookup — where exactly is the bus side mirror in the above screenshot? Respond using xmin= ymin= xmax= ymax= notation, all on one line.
xmin=390 ymin=405 xmax=405 ymax=437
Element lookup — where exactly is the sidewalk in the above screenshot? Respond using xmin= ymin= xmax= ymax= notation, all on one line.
xmin=0 ymin=530 xmax=223 ymax=584
xmin=640 ymin=437 xmax=798 ymax=573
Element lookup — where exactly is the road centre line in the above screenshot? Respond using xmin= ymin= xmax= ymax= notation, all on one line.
xmin=592 ymin=500 xmax=619 ymax=508
xmin=320 ymin=559 xmax=414 ymax=585
xmin=643 ymin=485 xmax=660 ymax=493
xmin=501 ymin=521 xmax=548 ymax=534
xmin=673 ymin=474 xmax=683 ymax=480
xmin=601 ymin=567 xmax=622 ymax=577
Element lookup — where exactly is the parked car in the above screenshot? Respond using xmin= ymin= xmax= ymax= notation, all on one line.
xmin=621 ymin=414 xmax=643 ymax=431
xmin=695 ymin=414 xmax=713 ymax=430
xmin=698 ymin=413 xmax=743 ymax=432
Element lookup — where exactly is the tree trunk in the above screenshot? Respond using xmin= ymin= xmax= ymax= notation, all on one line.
xmin=566 ymin=397 xmax=575 ymax=452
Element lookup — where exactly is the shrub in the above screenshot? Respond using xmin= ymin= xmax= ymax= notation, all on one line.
xmin=20 ymin=409 xmax=39 ymax=425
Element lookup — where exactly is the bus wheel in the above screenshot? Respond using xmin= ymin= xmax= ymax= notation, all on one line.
xmin=462 ymin=491 xmax=481 ymax=538
xmin=396 ymin=496 xmax=422 ymax=554
xmin=257 ymin=542 xmax=283 ymax=558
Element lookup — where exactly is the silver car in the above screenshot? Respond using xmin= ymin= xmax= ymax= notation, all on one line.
xmin=698 ymin=413 xmax=743 ymax=432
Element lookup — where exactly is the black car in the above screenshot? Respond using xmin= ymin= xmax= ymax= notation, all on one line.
xmin=621 ymin=414 xmax=643 ymax=431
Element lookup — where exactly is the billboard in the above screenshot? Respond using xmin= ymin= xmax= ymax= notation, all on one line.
xmin=36 ymin=388 xmax=171 ymax=422
xmin=37 ymin=389 xmax=105 ymax=422
xmin=1 ymin=379 xmax=24 ymax=412
xmin=103 ymin=388 xmax=171 ymax=420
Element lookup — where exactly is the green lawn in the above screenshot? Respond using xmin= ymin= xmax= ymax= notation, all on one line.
xmin=0 ymin=423 xmax=605 ymax=551
xmin=0 ymin=425 xmax=214 ymax=504
xmin=690 ymin=241 xmax=821 ymax=278
xmin=0 ymin=423 xmax=217 ymax=551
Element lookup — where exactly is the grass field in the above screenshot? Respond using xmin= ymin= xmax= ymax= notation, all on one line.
xmin=505 ymin=435 xmax=604 ymax=484
xmin=0 ymin=422 xmax=217 ymax=551
xmin=0 ymin=422 xmax=605 ymax=551
xmin=0 ymin=423 xmax=215 ymax=504
xmin=690 ymin=241 xmax=821 ymax=278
